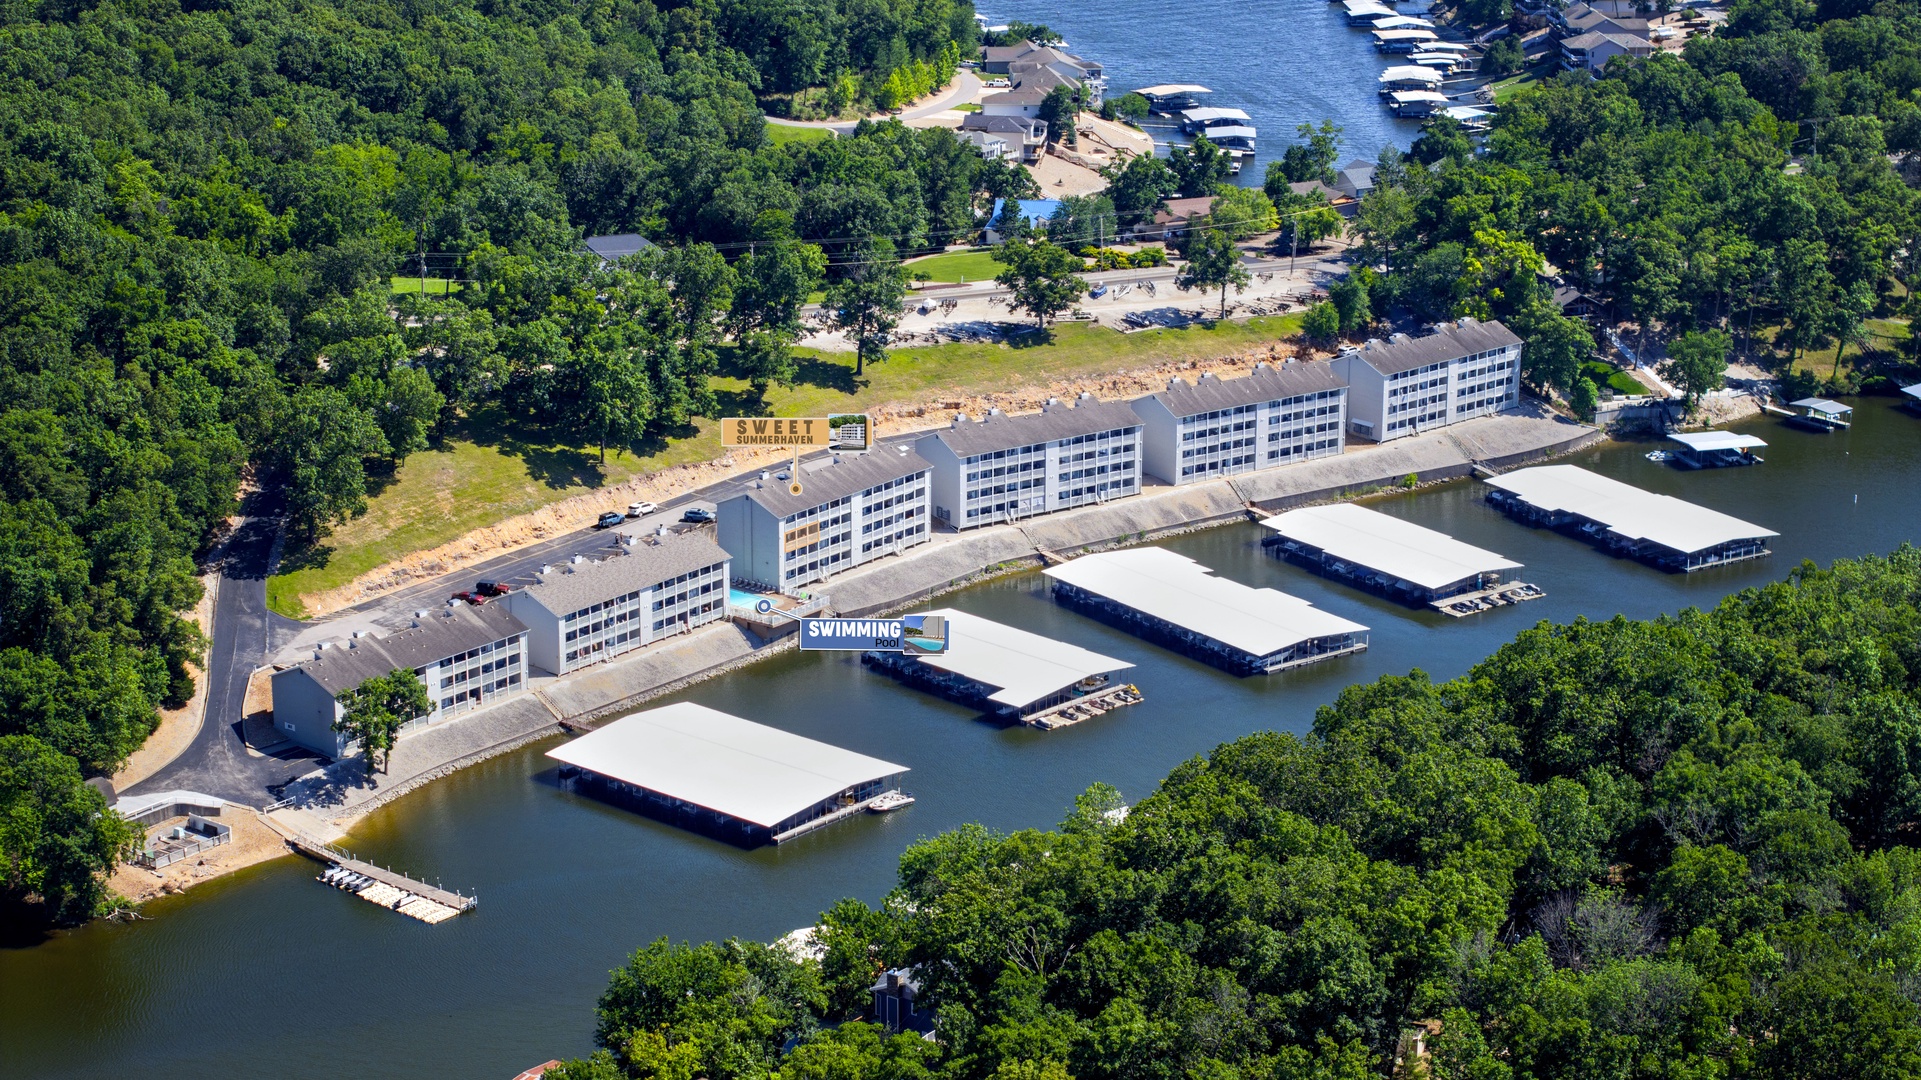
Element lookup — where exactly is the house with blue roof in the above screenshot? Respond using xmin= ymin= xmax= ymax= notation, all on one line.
xmin=986 ymin=198 xmax=1063 ymax=243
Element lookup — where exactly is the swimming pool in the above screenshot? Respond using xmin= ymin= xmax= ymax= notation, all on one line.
xmin=727 ymin=588 xmax=766 ymax=608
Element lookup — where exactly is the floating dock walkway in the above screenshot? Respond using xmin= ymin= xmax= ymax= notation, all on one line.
xmin=289 ymin=833 xmax=476 ymax=924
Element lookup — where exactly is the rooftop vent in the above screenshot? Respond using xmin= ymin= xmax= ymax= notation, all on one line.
xmin=570 ymin=554 xmax=586 ymax=565
xmin=1199 ymin=371 xmax=1215 ymax=381
xmin=539 ymin=564 xmax=552 ymax=575
xmin=1389 ymin=333 xmax=1409 ymax=343
xmin=986 ymin=407 xmax=1003 ymax=417
xmin=317 ymin=641 xmax=333 ymax=651
xmin=414 ymin=610 xmax=429 ymax=619
xmin=1076 ymin=391 xmax=1095 ymax=402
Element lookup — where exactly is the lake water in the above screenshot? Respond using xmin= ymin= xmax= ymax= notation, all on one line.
xmin=4 ymin=400 xmax=1917 ymax=1079
xmin=978 ymin=0 xmax=1429 ymax=181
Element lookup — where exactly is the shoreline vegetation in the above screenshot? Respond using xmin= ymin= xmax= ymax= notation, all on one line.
xmin=545 ymin=548 xmax=1921 ymax=1080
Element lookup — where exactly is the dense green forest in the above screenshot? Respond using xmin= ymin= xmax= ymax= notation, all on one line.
xmin=1341 ymin=0 xmax=1921 ymax=398
xmin=0 ymin=0 xmax=1009 ymax=921
xmin=550 ymin=548 xmax=1921 ymax=1080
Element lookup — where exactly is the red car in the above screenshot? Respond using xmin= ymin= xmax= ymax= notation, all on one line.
xmin=451 ymin=590 xmax=492 ymax=606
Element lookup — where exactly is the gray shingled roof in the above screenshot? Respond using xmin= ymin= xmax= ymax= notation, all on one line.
xmin=1151 ymin=361 xmax=1346 ymax=419
xmin=515 ymin=532 xmax=731 ymax=619
xmin=583 ymin=234 xmax=655 ymax=262
xmin=1342 ymin=319 xmax=1524 ymax=377
xmin=291 ymin=603 xmax=529 ymax=696
xmin=731 ymin=448 xmax=934 ymax=520
xmin=920 ymin=398 xmax=1143 ymax=459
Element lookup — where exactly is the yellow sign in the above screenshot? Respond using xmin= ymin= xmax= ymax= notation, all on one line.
xmin=723 ymin=417 xmax=832 ymax=447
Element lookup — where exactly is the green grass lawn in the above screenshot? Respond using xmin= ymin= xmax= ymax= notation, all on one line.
xmin=904 ymin=249 xmax=1003 ymax=284
xmin=1490 ymin=62 xmax=1554 ymax=104
xmin=389 ymin=275 xmax=462 ymax=296
xmin=1866 ymin=318 xmax=1912 ymax=347
xmin=267 ymin=314 xmax=1304 ymax=616
xmin=764 ymin=122 xmax=833 ymax=147
xmin=1582 ymin=360 xmax=1649 ymax=395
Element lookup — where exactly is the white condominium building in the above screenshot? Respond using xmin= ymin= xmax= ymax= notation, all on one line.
xmin=1134 ymin=360 xmax=1348 ymax=484
xmin=716 ymin=447 xmax=933 ymax=590
xmin=1330 ymin=318 xmax=1524 ymax=442
xmin=915 ymin=394 xmax=1143 ymax=529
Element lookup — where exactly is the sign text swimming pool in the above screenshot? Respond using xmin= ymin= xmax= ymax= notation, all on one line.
xmin=799 ymin=615 xmax=947 ymax=654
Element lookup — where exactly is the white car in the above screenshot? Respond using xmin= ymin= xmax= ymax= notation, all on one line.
xmin=627 ymin=501 xmax=657 ymax=517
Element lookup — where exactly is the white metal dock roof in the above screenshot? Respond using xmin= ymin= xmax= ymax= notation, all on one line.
xmin=1260 ymin=503 xmax=1521 ymax=591
xmin=1374 ymin=28 xmax=1439 ymax=40
xmin=906 ymin=608 xmax=1133 ymax=709
xmin=546 ymin=703 xmax=906 ymax=828
xmin=1182 ymin=107 xmax=1252 ymax=123
xmin=1374 ymin=15 xmax=1437 ymax=28
xmin=1790 ymin=397 xmax=1852 ymax=415
xmin=1137 ymin=83 xmax=1211 ymax=96
xmin=1381 ymin=65 xmax=1445 ymax=83
xmin=1903 ymin=383 xmax=1921 ymax=402
xmin=1485 ymin=465 xmax=1778 ymax=554
xmin=1043 ymin=548 xmax=1367 ymax=657
xmin=1668 ymin=431 xmax=1768 ymax=452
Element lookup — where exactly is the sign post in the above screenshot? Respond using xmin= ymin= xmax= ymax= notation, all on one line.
xmin=721 ymin=414 xmax=874 ymax=498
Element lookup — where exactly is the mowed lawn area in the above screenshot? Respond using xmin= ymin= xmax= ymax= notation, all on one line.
xmin=267 ymin=313 xmax=1304 ymax=616
xmin=763 ymin=122 xmax=834 ymax=147
xmin=904 ymin=249 xmax=1004 ymax=283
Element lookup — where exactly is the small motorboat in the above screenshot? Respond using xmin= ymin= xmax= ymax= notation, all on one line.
xmin=868 ymin=790 xmax=915 ymax=813
xmin=1645 ymin=450 xmax=1671 ymax=462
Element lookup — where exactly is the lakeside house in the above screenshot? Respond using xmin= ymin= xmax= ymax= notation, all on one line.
xmin=985 ymin=197 xmax=1062 ymax=242
xmin=271 ymin=603 xmax=529 ymax=758
xmin=981 ymin=39 xmax=1105 ymax=102
xmin=1288 ymin=180 xmax=1356 ymax=216
xmin=1127 ymin=195 xmax=1219 ymax=243
xmin=1134 ymin=361 xmax=1348 ymax=485
xmin=961 ymin=115 xmax=1047 ymax=165
xmin=1554 ymin=2 xmax=1652 ymax=71
xmin=501 ymin=531 xmax=731 ymax=677
xmin=716 ymin=447 xmax=932 ymax=590
xmin=1332 ymin=159 xmax=1377 ymax=202
xmin=1330 ymin=318 xmax=1524 ymax=443
xmin=916 ymin=394 xmax=1143 ymax=529
xmin=954 ymin=128 xmax=1013 ymax=162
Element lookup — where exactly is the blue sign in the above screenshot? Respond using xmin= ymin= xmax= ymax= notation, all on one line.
xmin=800 ymin=615 xmax=948 ymax=654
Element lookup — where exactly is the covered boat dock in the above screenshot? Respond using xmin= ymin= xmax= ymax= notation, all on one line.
xmin=1484 ymin=465 xmax=1777 ymax=572
xmin=1136 ymin=83 xmax=1211 ymax=112
xmin=862 ymin=608 xmax=1136 ymax=723
xmin=1044 ymin=548 xmax=1368 ymax=676
xmin=1785 ymin=397 xmax=1852 ymax=431
xmin=1260 ymin=503 xmax=1526 ymax=605
xmin=1902 ymin=383 xmax=1921 ymax=413
xmin=1668 ymin=430 xmax=1766 ymax=468
xmin=547 ymin=703 xmax=908 ymax=845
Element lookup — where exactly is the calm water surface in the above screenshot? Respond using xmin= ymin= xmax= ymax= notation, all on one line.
xmin=978 ymin=0 xmax=1426 ymax=179
xmin=5 ymin=402 xmax=1918 ymax=1079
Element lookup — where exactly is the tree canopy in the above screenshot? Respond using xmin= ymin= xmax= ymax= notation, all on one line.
xmin=552 ymin=547 xmax=1921 ymax=1080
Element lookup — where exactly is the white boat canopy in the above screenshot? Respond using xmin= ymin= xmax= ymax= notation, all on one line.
xmin=1182 ymin=106 xmax=1253 ymax=123
xmin=903 ymin=608 xmax=1134 ymax=711
xmin=1668 ymin=431 xmax=1769 ymax=452
xmin=1380 ymin=65 xmax=1444 ymax=83
xmin=1043 ymin=548 xmax=1367 ymax=658
xmin=1261 ymin=504 xmax=1521 ymax=592
xmin=1136 ymin=83 xmax=1212 ymax=97
xmin=1902 ymin=383 xmax=1921 ymax=402
xmin=1373 ymin=15 xmax=1437 ymax=28
xmin=1195 ymin=125 xmax=1258 ymax=141
xmin=546 ymin=703 xmax=907 ymax=828
xmin=1485 ymin=465 xmax=1778 ymax=556
xmin=1374 ymin=28 xmax=1439 ymax=41
xmin=1415 ymin=39 xmax=1471 ymax=50
xmin=1789 ymin=397 xmax=1853 ymax=416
